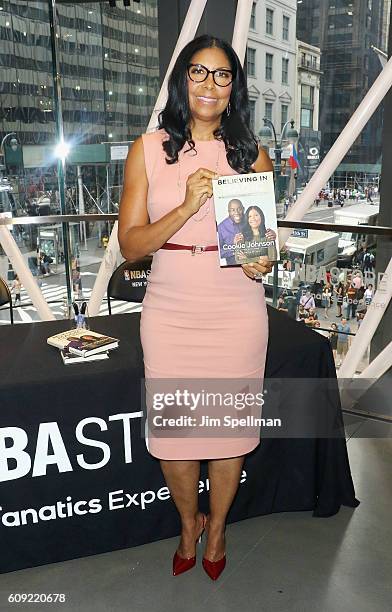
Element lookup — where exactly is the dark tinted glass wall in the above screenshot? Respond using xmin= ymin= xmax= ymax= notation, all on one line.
xmin=0 ymin=0 xmax=159 ymax=146
xmin=297 ymin=0 xmax=387 ymax=167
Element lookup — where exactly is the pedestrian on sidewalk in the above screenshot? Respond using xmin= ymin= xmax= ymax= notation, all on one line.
xmin=300 ymin=290 xmax=315 ymax=311
xmin=313 ymin=321 xmax=329 ymax=337
xmin=346 ymin=283 xmax=357 ymax=319
xmin=11 ymin=275 xmax=22 ymax=306
xmin=336 ymin=318 xmax=351 ymax=367
xmin=72 ymin=267 xmax=83 ymax=299
xmin=328 ymin=323 xmax=338 ymax=361
xmin=356 ymin=310 xmax=366 ymax=329
xmin=40 ymin=252 xmax=52 ymax=275
xmin=297 ymin=304 xmax=308 ymax=322
xmin=322 ymin=283 xmax=333 ymax=318
xmin=305 ymin=307 xmax=318 ymax=327
xmin=362 ymin=251 xmax=374 ymax=273
xmin=335 ymin=281 xmax=344 ymax=317
xmin=364 ymin=283 xmax=373 ymax=305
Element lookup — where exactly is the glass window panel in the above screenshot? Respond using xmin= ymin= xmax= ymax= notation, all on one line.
xmin=265 ymin=101 xmax=273 ymax=121
xmin=265 ymin=53 xmax=273 ymax=80
xmin=249 ymin=99 xmax=256 ymax=131
xmin=247 ymin=47 xmax=256 ymax=77
xmin=283 ymin=15 xmax=290 ymax=41
xmin=266 ymin=8 xmax=274 ymax=35
xmin=250 ymin=2 xmax=256 ymax=30
xmin=282 ymin=58 xmax=289 ymax=84
xmin=281 ymin=104 xmax=288 ymax=132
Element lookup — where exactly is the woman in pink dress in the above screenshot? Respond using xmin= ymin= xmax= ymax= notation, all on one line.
xmin=118 ymin=35 xmax=274 ymax=581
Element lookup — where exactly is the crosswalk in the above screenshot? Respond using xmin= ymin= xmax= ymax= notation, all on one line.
xmin=0 ymin=279 xmax=142 ymax=324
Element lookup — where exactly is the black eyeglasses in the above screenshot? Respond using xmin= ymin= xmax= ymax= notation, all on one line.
xmin=187 ymin=63 xmax=233 ymax=87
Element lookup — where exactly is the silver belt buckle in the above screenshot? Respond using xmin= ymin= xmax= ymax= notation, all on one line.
xmin=191 ymin=245 xmax=205 ymax=255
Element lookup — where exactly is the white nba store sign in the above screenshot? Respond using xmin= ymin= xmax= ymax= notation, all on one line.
xmin=0 ymin=412 xmax=143 ymax=482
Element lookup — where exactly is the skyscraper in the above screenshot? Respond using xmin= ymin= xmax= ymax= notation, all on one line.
xmin=0 ymin=1 xmax=159 ymax=148
xmin=297 ymin=0 xmax=390 ymax=186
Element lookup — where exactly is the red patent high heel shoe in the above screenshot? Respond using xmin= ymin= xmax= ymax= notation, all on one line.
xmin=202 ymin=554 xmax=226 ymax=581
xmin=172 ymin=512 xmax=207 ymax=576
xmin=202 ymin=515 xmax=226 ymax=581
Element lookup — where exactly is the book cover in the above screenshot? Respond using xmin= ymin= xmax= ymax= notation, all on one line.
xmin=47 ymin=328 xmax=118 ymax=352
xmin=213 ymin=171 xmax=279 ymax=267
xmin=67 ymin=334 xmax=119 ymax=357
xmin=61 ymin=349 xmax=109 ymax=365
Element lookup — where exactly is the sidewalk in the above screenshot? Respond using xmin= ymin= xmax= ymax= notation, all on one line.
xmin=308 ymin=196 xmax=379 ymax=213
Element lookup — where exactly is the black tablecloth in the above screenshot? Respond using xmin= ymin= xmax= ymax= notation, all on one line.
xmin=0 ymin=307 xmax=359 ymax=573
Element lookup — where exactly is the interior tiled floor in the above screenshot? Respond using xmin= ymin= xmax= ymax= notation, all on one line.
xmin=0 ymin=414 xmax=391 ymax=612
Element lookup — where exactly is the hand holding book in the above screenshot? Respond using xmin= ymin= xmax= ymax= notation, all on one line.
xmin=241 ymin=257 xmax=274 ymax=280
xmin=180 ymin=168 xmax=219 ymax=218
xmin=213 ymin=171 xmax=279 ymax=278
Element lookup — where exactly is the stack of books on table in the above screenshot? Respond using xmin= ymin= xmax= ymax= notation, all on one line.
xmin=47 ymin=328 xmax=119 ymax=365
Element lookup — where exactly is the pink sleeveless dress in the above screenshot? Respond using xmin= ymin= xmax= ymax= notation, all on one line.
xmin=140 ymin=129 xmax=269 ymax=460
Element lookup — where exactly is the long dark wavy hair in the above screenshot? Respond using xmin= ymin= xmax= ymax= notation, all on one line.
xmin=243 ymin=205 xmax=267 ymax=240
xmin=158 ymin=34 xmax=259 ymax=173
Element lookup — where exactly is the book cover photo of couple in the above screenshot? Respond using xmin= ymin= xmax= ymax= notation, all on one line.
xmin=216 ymin=197 xmax=278 ymax=266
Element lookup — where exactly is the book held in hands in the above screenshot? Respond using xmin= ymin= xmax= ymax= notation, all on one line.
xmin=213 ymin=171 xmax=279 ymax=267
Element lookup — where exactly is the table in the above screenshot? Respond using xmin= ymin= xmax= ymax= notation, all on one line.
xmin=0 ymin=308 xmax=359 ymax=573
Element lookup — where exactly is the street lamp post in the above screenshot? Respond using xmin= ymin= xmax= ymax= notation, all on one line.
xmin=259 ymin=118 xmax=299 ymax=199
xmin=0 ymin=132 xmax=22 ymax=177
xmin=259 ymin=118 xmax=299 ymax=307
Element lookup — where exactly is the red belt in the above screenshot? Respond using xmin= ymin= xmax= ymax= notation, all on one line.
xmin=161 ymin=242 xmax=218 ymax=255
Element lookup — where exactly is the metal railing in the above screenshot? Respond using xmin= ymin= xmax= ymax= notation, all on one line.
xmin=300 ymin=58 xmax=321 ymax=71
xmin=1 ymin=214 xmax=391 ymax=236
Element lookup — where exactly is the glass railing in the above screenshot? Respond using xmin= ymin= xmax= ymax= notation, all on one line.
xmin=0 ymin=216 xmax=119 ymax=320
xmin=1 ymin=213 xmax=390 ymax=378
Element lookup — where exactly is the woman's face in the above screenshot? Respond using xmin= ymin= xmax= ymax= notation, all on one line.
xmin=187 ymin=47 xmax=232 ymax=125
xmin=248 ymin=209 xmax=262 ymax=230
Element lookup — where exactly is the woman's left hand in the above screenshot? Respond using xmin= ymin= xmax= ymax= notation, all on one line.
xmin=241 ymin=256 xmax=274 ymax=280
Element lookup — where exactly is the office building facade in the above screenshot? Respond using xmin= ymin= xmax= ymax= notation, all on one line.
xmin=0 ymin=1 xmax=159 ymax=152
xmin=247 ymin=0 xmax=297 ymax=139
xmin=297 ymin=0 xmax=390 ymax=186
xmin=295 ymin=39 xmax=322 ymax=184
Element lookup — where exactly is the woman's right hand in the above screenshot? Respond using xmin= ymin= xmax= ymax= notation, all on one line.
xmin=181 ymin=168 xmax=219 ymax=217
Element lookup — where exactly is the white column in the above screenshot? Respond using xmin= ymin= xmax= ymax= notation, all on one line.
xmin=88 ymin=221 xmax=120 ymax=316
xmin=340 ymin=340 xmax=392 ymax=411
xmin=231 ymin=0 xmax=253 ymax=64
xmin=338 ymin=258 xmax=392 ymax=380
xmin=357 ymin=340 xmax=392 ymax=381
